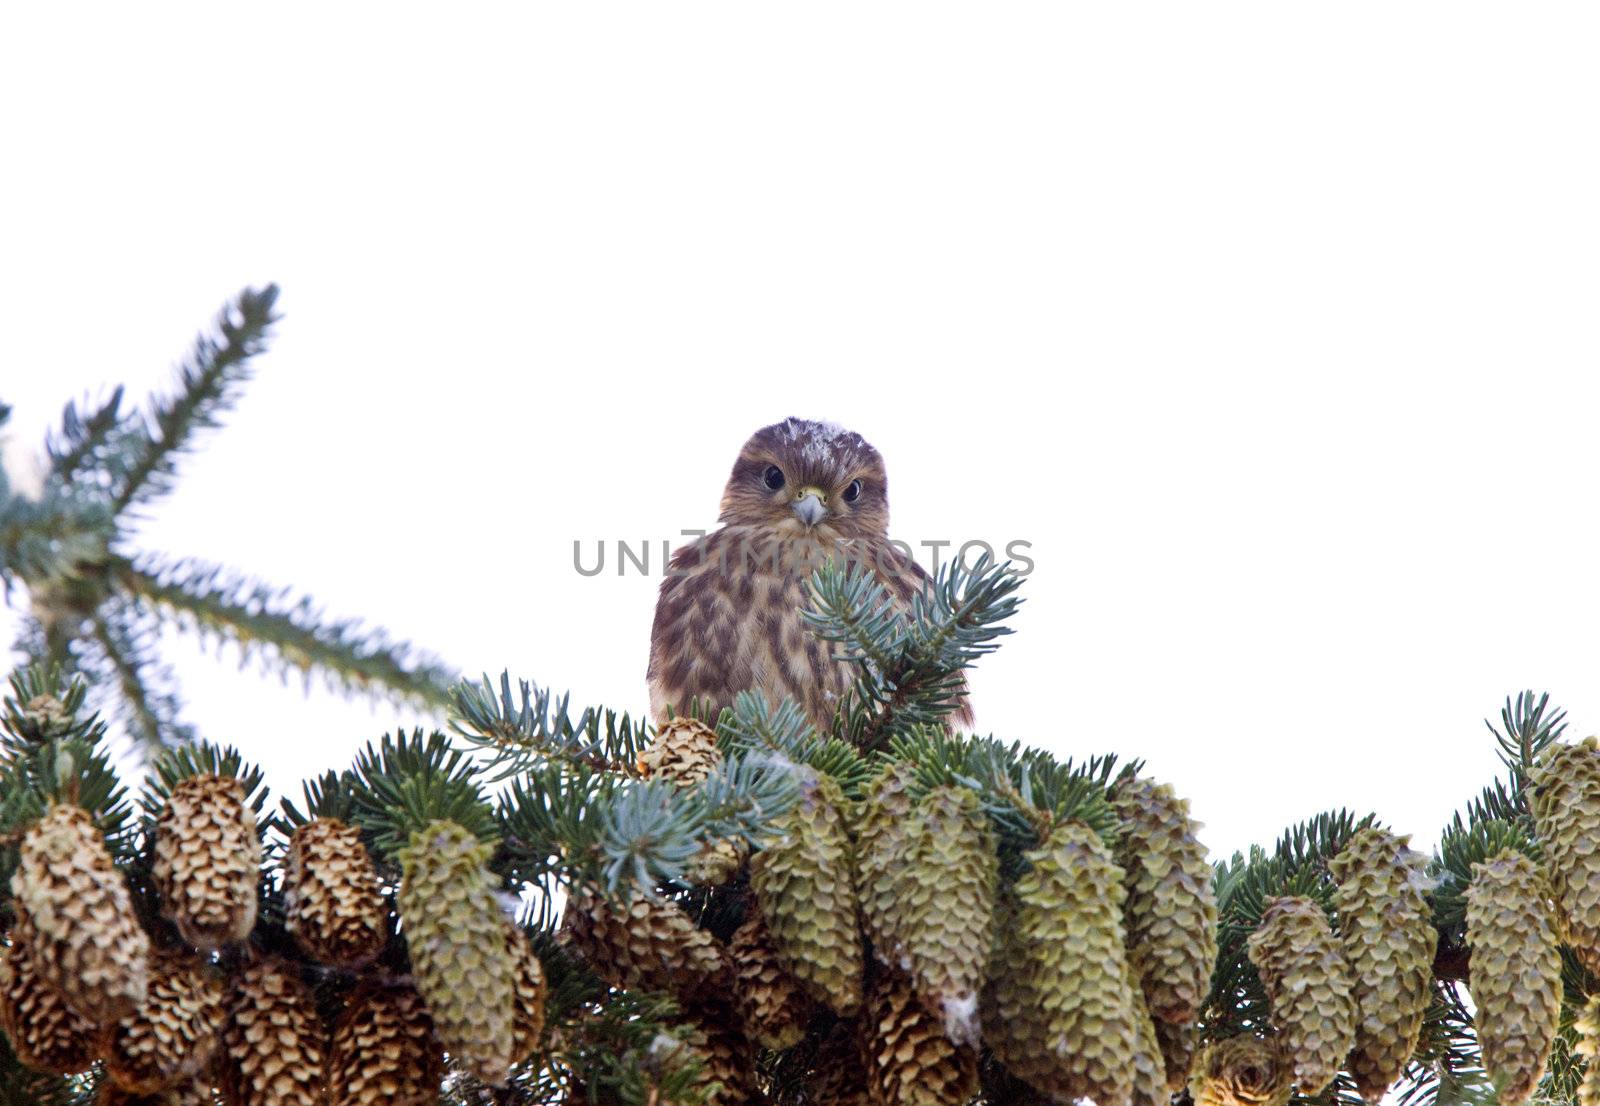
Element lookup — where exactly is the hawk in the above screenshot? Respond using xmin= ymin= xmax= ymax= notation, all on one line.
xmin=647 ymin=417 xmax=972 ymax=733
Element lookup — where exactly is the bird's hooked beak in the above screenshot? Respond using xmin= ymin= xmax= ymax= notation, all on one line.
xmin=792 ymin=486 xmax=829 ymax=528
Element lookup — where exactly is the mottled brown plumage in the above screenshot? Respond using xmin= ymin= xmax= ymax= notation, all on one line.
xmin=648 ymin=417 xmax=970 ymax=733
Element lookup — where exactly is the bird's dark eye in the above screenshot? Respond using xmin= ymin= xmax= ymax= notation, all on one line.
xmin=843 ymin=479 xmax=862 ymax=503
xmin=763 ymin=465 xmax=786 ymax=490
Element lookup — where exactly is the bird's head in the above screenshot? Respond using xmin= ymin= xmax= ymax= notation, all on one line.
xmin=719 ymin=418 xmax=890 ymax=541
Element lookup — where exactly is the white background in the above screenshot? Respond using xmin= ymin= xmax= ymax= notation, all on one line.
xmin=2 ymin=5 xmax=1597 ymax=858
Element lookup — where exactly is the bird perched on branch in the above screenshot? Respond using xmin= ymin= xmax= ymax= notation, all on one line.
xmin=648 ymin=417 xmax=972 ymax=733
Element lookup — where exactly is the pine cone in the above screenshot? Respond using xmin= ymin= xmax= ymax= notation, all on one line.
xmin=11 ymin=803 xmax=150 ymax=1022
xmin=894 ymin=786 xmax=996 ymax=1046
xmin=659 ymin=1012 xmax=759 ymax=1106
xmin=283 ymin=817 xmax=387 ymax=970
xmin=396 ymin=819 xmax=518 ymax=1084
xmin=639 ymin=717 xmax=721 ymax=786
xmin=854 ymin=762 xmax=919 ymax=966
xmin=18 ymin=693 xmax=74 ymax=739
xmin=219 ymin=959 xmax=324 ymax=1106
xmin=688 ymin=835 xmax=748 ymax=887
xmin=102 ymin=951 xmax=225 ymax=1095
xmin=808 ymin=1018 xmax=878 ymax=1106
xmin=863 ymin=969 xmax=978 ymax=1106
xmin=730 ymin=909 xmax=812 ymax=1050
xmin=507 ymin=924 xmax=548 ymax=1063
xmin=1465 ymin=848 xmax=1562 ymax=1105
xmin=750 ymin=770 xmax=863 ymax=1016
xmin=1532 ymin=737 xmax=1600 ymax=973
xmin=981 ymin=823 xmax=1140 ymax=1106
xmin=1575 ymin=995 xmax=1600 ymax=1106
xmin=327 ymin=986 xmax=441 ymax=1106
xmin=0 ymin=932 xmax=97 ymax=1075
xmin=562 ymin=887 xmax=728 ymax=999
xmin=1111 ymin=776 xmax=1218 ymax=1032
xmin=152 ymin=775 xmax=261 ymax=951
xmin=1154 ymin=1017 xmax=1197 ymax=1095
xmin=1328 ymin=826 xmax=1439 ymax=1102
xmin=1127 ymin=966 xmax=1173 ymax=1106
xmin=1189 ymin=1036 xmax=1293 ymax=1106
xmin=1245 ymin=897 xmax=1356 ymax=1096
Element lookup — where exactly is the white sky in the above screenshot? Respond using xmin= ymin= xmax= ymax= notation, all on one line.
xmin=2 ymin=5 xmax=1597 ymax=859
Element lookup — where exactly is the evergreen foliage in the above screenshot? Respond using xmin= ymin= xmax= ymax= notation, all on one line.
xmin=0 ymin=287 xmax=454 ymax=750
xmin=4 ymin=301 xmax=1600 ymax=1101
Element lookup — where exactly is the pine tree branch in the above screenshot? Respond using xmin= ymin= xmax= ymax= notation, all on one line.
xmin=804 ymin=554 xmax=1022 ymax=751
xmin=84 ymin=605 xmax=194 ymax=750
xmin=0 ymin=493 xmax=110 ymax=595
xmin=109 ymin=553 xmax=455 ymax=709
xmin=450 ymin=672 xmax=645 ymax=778
xmin=45 ymin=386 xmax=125 ymax=486
xmin=108 ymin=285 xmax=279 ymax=515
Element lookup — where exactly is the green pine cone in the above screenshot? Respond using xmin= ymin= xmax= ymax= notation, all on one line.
xmin=982 ymin=822 xmax=1140 ymax=1106
xmin=1111 ymin=776 xmax=1218 ymax=1034
xmin=895 ymin=785 xmax=997 ymax=1046
xmin=396 ymin=819 xmax=518 ymax=1085
xmin=1464 ymin=849 xmax=1562 ymax=1106
xmin=751 ymin=770 xmax=863 ymax=1015
xmin=1245 ymin=897 xmax=1356 ymax=1097
xmin=1576 ymin=995 xmax=1600 ymax=1106
xmin=854 ymin=762 xmax=920 ymax=967
xmin=1126 ymin=965 xmax=1172 ymax=1106
xmin=1532 ymin=737 xmax=1600 ymax=974
xmin=1327 ymin=826 xmax=1438 ymax=1103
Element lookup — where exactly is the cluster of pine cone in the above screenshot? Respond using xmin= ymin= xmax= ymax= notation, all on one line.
xmin=568 ymin=718 xmax=1222 ymax=1106
xmin=16 ymin=709 xmax=1600 ymax=1106
xmin=0 ymin=763 xmax=546 ymax=1105
xmin=1201 ymin=733 xmax=1600 ymax=1106
xmin=1204 ymin=825 xmax=1438 ymax=1106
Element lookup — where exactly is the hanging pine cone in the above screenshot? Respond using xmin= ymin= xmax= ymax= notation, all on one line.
xmin=0 ymin=932 xmax=97 ymax=1075
xmin=219 ymin=959 xmax=324 ymax=1106
xmin=1328 ymin=826 xmax=1438 ymax=1102
xmin=1126 ymin=966 xmax=1173 ymax=1106
xmin=562 ymin=887 xmax=728 ymax=999
xmin=688 ymin=835 xmax=747 ymax=887
xmin=807 ymin=1018 xmax=878 ymax=1106
xmin=11 ymin=803 xmax=150 ymax=1022
xmin=1575 ymin=995 xmax=1600 ymax=1106
xmin=863 ymin=969 xmax=978 ymax=1106
xmin=283 ymin=817 xmax=387 ymax=970
xmin=750 ymin=769 xmax=863 ymax=1016
xmin=729 ymin=909 xmax=812 ymax=1050
xmin=1111 ymin=775 xmax=1218 ymax=1035
xmin=101 ymin=951 xmax=226 ymax=1095
xmin=507 ymin=924 xmax=547 ymax=1063
xmin=893 ymin=785 xmax=996 ymax=1046
xmin=854 ymin=762 xmax=918 ymax=966
xmin=660 ymin=1011 xmax=759 ymax=1106
xmin=638 ymin=716 xmax=721 ymax=786
xmin=1153 ymin=1018 xmax=1197 ymax=1095
xmin=1465 ymin=848 xmax=1562 ymax=1106
xmin=1532 ymin=736 xmax=1600 ymax=973
xmin=395 ymin=819 xmax=518 ymax=1085
xmin=981 ymin=822 xmax=1141 ymax=1106
xmin=327 ymin=986 xmax=441 ymax=1106
xmin=1189 ymin=1035 xmax=1293 ymax=1106
xmin=1245 ymin=896 xmax=1356 ymax=1096
xmin=152 ymin=774 xmax=261 ymax=951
